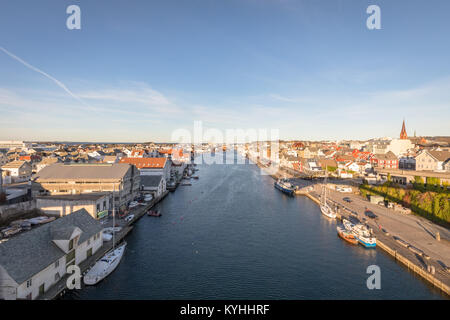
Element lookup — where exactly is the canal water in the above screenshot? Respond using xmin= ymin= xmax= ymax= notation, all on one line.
xmin=65 ymin=153 xmax=445 ymax=299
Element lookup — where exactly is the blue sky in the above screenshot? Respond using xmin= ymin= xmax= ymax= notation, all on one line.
xmin=0 ymin=0 xmax=449 ymax=142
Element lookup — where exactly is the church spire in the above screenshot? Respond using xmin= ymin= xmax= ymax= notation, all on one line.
xmin=400 ymin=119 xmax=408 ymax=139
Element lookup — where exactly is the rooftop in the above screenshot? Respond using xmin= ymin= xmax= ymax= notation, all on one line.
xmin=0 ymin=209 xmax=102 ymax=284
xmin=35 ymin=163 xmax=132 ymax=182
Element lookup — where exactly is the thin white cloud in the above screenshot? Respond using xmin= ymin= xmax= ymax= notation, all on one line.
xmin=0 ymin=46 xmax=95 ymax=111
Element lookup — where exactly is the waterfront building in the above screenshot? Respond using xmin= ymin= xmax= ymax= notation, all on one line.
xmin=119 ymin=157 xmax=171 ymax=181
xmin=36 ymin=192 xmax=111 ymax=220
xmin=0 ymin=209 xmax=103 ymax=300
xmin=33 ymin=163 xmax=140 ymax=209
xmin=140 ymin=175 xmax=166 ymax=198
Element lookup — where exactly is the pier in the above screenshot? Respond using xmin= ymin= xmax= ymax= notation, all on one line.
xmin=41 ymin=190 xmax=169 ymax=300
xmin=249 ymin=156 xmax=450 ymax=297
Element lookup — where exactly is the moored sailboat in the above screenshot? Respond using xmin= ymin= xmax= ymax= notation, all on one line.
xmin=320 ymin=176 xmax=336 ymax=219
xmin=84 ymin=186 xmax=126 ymax=285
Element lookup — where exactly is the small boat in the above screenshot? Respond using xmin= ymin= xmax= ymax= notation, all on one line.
xmin=29 ymin=216 xmax=56 ymax=225
xmin=1 ymin=226 xmax=22 ymax=237
xmin=320 ymin=176 xmax=336 ymax=219
xmin=102 ymin=233 xmax=113 ymax=241
xmin=342 ymin=219 xmax=354 ymax=231
xmin=147 ymin=210 xmax=162 ymax=217
xmin=83 ymin=242 xmax=126 ymax=285
xmin=337 ymin=225 xmax=358 ymax=245
xmin=192 ymin=176 xmax=199 ymax=179
xmin=320 ymin=202 xmax=336 ymax=219
xmin=274 ymin=179 xmax=296 ymax=196
xmin=102 ymin=227 xmax=122 ymax=234
xmin=353 ymin=224 xmax=376 ymax=248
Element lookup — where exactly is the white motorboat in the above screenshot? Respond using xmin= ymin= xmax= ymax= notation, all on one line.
xmin=83 ymin=242 xmax=126 ymax=285
xmin=102 ymin=233 xmax=112 ymax=241
xmin=102 ymin=227 xmax=122 ymax=234
xmin=352 ymin=224 xmax=377 ymax=248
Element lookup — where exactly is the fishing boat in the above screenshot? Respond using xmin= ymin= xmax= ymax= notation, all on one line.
xmin=342 ymin=219 xmax=354 ymax=231
xmin=320 ymin=179 xmax=336 ymax=219
xmin=84 ymin=185 xmax=126 ymax=285
xmin=274 ymin=179 xmax=296 ymax=196
xmin=352 ymin=224 xmax=377 ymax=248
xmin=337 ymin=225 xmax=358 ymax=245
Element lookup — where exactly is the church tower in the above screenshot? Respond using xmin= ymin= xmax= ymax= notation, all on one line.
xmin=400 ymin=120 xmax=408 ymax=140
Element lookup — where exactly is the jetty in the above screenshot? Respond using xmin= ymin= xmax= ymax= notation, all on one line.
xmin=250 ymin=156 xmax=450 ymax=297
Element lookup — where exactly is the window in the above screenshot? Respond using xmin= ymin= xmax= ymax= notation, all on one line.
xmin=54 ymin=273 xmax=60 ymax=282
xmin=97 ymin=204 xmax=100 ymax=212
xmin=26 ymin=279 xmax=32 ymax=288
xmin=54 ymin=260 xmax=59 ymax=268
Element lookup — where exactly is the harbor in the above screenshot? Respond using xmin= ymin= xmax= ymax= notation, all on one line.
xmin=249 ymin=153 xmax=450 ymax=297
xmin=63 ymin=153 xmax=446 ymax=300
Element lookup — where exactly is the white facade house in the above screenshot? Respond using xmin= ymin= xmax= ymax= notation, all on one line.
xmin=140 ymin=175 xmax=166 ymax=198
xmin=1 ymin=161 xmax=32 ymax=184
xmin=0 ymin=209 xmax=103 ymax=300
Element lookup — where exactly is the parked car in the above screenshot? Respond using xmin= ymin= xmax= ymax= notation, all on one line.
xmin=125 ymin=214 xmax=134 ymax=223
xmin=364 ymin=210 xmax=378 ymax=220
xmin=343 ymin=197 xmax=352 ymax=203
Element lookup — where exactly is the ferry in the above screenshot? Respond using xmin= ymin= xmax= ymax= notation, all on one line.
xmin=274 ymin=179 xmax=296 ymax=196
xmin=336 ymin=225 xmax=358 ymax=245
xmin=352 ymin=224 xmax=377 ymax=248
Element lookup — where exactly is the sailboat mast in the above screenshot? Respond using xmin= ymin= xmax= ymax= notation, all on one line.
xmin=112 ymin=184 xmax=115 ymax=250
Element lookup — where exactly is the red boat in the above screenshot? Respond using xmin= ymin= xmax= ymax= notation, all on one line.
xmin=147 ymin=210 xmax=161 ymax=217
xmin=337 ymin=226 xmax=358 ymax=245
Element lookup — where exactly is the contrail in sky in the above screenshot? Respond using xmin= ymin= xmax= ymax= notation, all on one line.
xmin=0 ymin=46 xmax=94 ymax=111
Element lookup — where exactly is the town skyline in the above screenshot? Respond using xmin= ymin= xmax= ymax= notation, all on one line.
xmin=1 ymin=1 xmax=450 ymax=142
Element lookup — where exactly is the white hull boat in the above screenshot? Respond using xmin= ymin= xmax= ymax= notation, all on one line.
xmin=83 ymin=242 xmax=126 ymax=285
xmin=320 ymin=203 xmax=336 ymax=219
xmin=102 ymin=233 xmax=112 ymax=241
